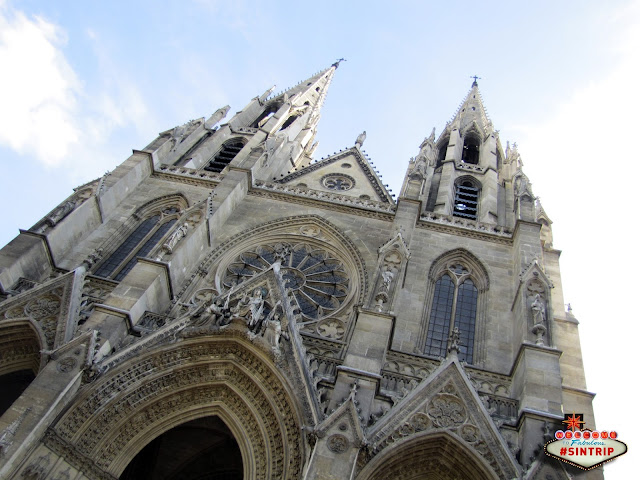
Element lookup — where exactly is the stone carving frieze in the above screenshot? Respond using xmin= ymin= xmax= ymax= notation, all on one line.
xmin=419 ymin=212 xmax=513 ymax=243
xmin=155 ymin=164 xmax=223 ymax=187
xmin=254 ymin=180 xmax=395 ymax=213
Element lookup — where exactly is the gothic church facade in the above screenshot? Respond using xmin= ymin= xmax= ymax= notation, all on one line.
xmin=0 ymin=62 xmax=600 ymax=479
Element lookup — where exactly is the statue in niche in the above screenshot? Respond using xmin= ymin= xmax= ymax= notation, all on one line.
xmin=162 ymin=223 xmax=188 ymax=254
xmin=204 ymin=105 xmax=230 ymax=130
xmin=381 ymin=268 xmax=394 ymax=292
xmin=355 ymin=130 xmax=367 ymax=147
xmin=530 ymin=293 xmax=546 ymax=325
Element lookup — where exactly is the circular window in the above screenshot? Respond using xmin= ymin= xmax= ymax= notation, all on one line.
xmin=223 ymin=243 xmax=349 ymax=320
xmin=321 ymin=174 xmax=355 ymax=191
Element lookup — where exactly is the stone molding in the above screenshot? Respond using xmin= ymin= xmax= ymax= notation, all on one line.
xmin=51 ymin=337 xmax=305 ymax=479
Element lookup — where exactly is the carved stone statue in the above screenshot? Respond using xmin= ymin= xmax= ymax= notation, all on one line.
xmin=407 ymin=155 xmax=428 ymax=180
xmin=49 ymin=200 xmax=74 ymax=223
xmin=162 ymin=223 xmax=188 ymax=254
xmin=530 ymin=293 xmax=546 ymax=325
xmin=170 ymin=119 xmax=202 ymax=151
xmin=381 ymin=269 xmax=394 ymax=292
xmin=261 ymin=132 xmax=287 ymax=167
xmin=204 ymin=105 xmax=230 ymax=130
xmin=263 ymin=310 xmax=282 ymax=350
xmin=355 ymin=131 xmax=367 ymax=147
xmin=244 ymin=288 xmax=266 ymax=330
xmin=447 ymin=327 xmax=461 ymax=356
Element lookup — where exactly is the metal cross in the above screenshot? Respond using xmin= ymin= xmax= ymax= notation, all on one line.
xmin=470 ymin=75 xmax=482 ymax=83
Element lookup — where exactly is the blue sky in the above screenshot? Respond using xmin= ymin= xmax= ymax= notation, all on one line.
xmin=1 ymin=1 xmax=638 ymax=476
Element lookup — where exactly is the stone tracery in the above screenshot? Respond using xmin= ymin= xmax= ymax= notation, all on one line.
xmin=223 ymin=242 xmax=349 ymax=320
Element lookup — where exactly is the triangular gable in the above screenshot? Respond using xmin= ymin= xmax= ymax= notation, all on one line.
xmin=366 ymin=356 xmax=520 ymax=479
xmin=277 ymin=146 xmax=393 ymax=203
xmin=0 ymin=268 xmax=86 ymax=351
xmin=97 ymin=266 xmax=324 ymax=424
xmin=315 ymin=383 xmax=365 ymax=444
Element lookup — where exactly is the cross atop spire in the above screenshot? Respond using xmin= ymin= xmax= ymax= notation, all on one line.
xmin=470 ymin=75 xmax=482 ymax=86
xmin=333 ymin=58 xmax=346 ymax=68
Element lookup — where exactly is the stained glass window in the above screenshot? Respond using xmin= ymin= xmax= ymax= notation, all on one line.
xmin=425 ymin=266 xmax=478 ymax=363
xmin=95 ymin=210 xmax=178 ymax=281
xmin=224 ymin=243 xmax=349 ymax=320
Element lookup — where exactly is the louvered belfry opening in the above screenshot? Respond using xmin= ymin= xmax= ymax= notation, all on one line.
xmin=462 ymin=135 xmax=480 ymax=164
xmin=205 ymin=140 xmax=245 ymax=173
xmin=453 ymin=180 xmax=479 ymax=220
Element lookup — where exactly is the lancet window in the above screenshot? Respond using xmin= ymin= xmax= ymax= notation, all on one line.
xmin=424 ymin=264 xmax=478 ymax=363
xmin=204 ymin=139 xmax=246 ymax=173
xmin=94 ymin=207 xmax=179 ymax=280
xmin=436 ymin=139 xmax=449 ymax=168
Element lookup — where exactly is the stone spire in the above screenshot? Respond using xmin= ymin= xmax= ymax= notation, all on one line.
xmin=447 ymin=79 xmax=493 ymax=136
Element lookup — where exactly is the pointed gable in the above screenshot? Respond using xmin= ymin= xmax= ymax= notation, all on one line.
xmin=364 ymin=357 xmax=520 ymax=480
xmin=277 ymin=146 xmax=394 ymax=203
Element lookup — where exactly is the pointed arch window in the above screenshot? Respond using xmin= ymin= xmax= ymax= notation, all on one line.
xmin=453 ymin=179 xmax=479 ymax=220
xmin=425 ymin=264 xmax=478 ymax=363
xmin=94 ymin=208 xmax=179 ymax=280
xmin=462 ymin=135 xmax=480 ymax=164
xmin=436 ymin=139 xmax=449 ymax=168
xmin=279 ymin=114 xmax=298 ymax=131
xmin=204 ymin=139 xmax=246 ymax=173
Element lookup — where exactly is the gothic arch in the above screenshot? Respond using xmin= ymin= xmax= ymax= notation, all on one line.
xmin=47 ymin=336 xmax=306 ymax=479
xmin=419 ymin=249 xmax=489 ymax=365
xmin=452 ymin=175 xmax=482 ymax=220
xmin=93 ymin=194 xmax=188 ymax=280
xmin=203 ymin=216 xmax=367 ymax=325
xmin=134 ymin=193 xmax=190 ymax=217
xmin=357 ymin=431 xmax=498 ymax=480
xmin=0 ymin=318 xmax=48 ymax=375
xmin=0 ymin=319 xmax=43 ymax=418
xmin=181 ymin=215 xmax=368 ymax=312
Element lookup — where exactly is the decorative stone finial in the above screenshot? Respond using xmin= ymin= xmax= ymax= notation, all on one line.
xmin=204 ymin=105 xmax=230 ymax=130
xmin=355 ymin=131 xmax=366 ymax=147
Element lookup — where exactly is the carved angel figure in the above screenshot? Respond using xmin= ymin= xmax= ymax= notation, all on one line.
xmin=355 ymin=130 xmax=367 ymax=147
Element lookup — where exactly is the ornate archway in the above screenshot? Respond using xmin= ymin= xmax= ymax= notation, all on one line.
xmin=357 ymin=431 xmax=498 ymax=480
xmin=120 ymin=415 xmax=243 ymax=480
xmin=46 ymin=336 xmax=306 ymax=479
xmin=0 ymin=320 xmax=43 ymax=417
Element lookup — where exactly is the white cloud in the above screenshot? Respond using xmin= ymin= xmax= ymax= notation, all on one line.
xmin=0 ymin=3 xmax=81 ymax=165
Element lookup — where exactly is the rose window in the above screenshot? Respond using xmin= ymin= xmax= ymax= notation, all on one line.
xmin=321 ymin=174 xmax=355 ymax=191
xmin=224 ymin=243 xmax=349 ymax=319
